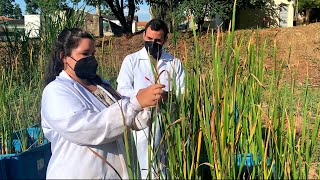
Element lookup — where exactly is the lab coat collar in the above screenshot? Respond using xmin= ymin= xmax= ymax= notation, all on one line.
xmin=57 ymin=70 xmax=107 ymax=111
xmin=59 ymin=70 xmax=74 ymax=82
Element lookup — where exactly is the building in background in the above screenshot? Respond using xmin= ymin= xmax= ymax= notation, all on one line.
xmin=0 ymin=16 xmax=24 ymax=40
xmin=137 ymin=21 xmax=147 ymax=31
xmin=236 ymin=0 xmax=295 ymax=29
xmin=102 ymin=15 xmax=138 ymax=36
xmin=25 ymin=15 xmax=41 ymax=38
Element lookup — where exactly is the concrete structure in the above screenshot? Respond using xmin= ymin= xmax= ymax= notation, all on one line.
xmin=237 ymin=0 xmax=295 ymax=29
xmin=0 ymin=18 xmax=24 ymax=34
xmin=84 ymin=14 xmax=103 ymax=37
xmin=274 ymin=0 xmax=295 ymax=27
xmin=25 ymin=15 xmax=41 ymax=38
xmin=0 ymin=18 xmax=24 ymax=41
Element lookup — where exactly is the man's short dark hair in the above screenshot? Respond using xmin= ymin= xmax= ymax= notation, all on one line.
xmin=145 ymin=19 xmax=169 ymax=40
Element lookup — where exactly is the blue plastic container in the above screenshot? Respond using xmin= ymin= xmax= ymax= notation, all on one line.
xmin=0 ymin=125 xmax=51 ymax=180
xmin=235 ymin=153 xmax=274 ymax=177
xmin=235 ymin=153 xmax=257 ymax=174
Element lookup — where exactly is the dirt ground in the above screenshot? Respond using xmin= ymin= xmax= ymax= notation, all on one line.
xmin=96 ymin=22 xmax=320 ymax=87
xmin=262 ymin=23 xmax=320 ymax=86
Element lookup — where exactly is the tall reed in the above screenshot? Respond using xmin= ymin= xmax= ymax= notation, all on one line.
xmin=0 ymin=6 xmax=86 ymax=154
xmin=135 ymin=1 xmax=320 ymax=179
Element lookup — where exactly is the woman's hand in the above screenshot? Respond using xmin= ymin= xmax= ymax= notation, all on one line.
xmin=136 ymin=84 xmax=165 ymax=108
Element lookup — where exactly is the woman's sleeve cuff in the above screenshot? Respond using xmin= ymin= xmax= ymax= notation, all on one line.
xmin=130 ymin=96 xmax=142 ymax=112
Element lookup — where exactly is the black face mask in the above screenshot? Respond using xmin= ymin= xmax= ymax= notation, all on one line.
xmin=144 ymin=41 xmax=163 ymax=60
xmin=69 ymin=56 xmax=98 ymax=79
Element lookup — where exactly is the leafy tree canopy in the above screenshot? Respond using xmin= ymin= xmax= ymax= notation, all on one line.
xmin=0 ymin=0 xmax=23 ymax=19
xmin=148 ymin=0 xmax=267 ymax=30
xmin=25 ymin=0 xmax=68 ymax=14
xmin=298 ymin=0 xmax=320 ymax=11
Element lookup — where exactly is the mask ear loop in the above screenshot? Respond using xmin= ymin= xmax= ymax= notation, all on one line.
xmin=60 ymin=52 xmax=67 ymax=70
xmin=65 ymin=56 xmax=77 ymax=71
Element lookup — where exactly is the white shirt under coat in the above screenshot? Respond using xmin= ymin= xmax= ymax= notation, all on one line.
xmin=41 ymin=71 xmax=150 ymax=179
xmin=117 ymin=47 xmax=185 ymax=178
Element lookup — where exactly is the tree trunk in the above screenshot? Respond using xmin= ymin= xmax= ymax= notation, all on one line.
xmin=197 ymin=17 xmax=204 ymax=32
xmin=126 ymin=0 xmax=135 ymax=34
xmin=96 ymin=3 xmax=101 ymax=16
xmin=104 ymin=0 xmax=132 ymax=34
xmin=149 ymin=5 xmax=155 ymax=19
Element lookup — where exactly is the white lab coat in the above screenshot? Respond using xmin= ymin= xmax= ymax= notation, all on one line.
xmin=117 ymin=47 xmax=185 ymax=179
xmin=41 ymin=71 xmax=150 ymax=179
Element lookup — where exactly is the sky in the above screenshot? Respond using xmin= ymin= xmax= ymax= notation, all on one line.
xmin=15 ymin=0 xmax=151 ymax=22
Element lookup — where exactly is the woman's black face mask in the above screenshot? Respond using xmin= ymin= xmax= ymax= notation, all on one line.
xmin=144 ymin=41 xmax=163 ymax=60
xmin=69 ymin=56 xmax=98 ymax=79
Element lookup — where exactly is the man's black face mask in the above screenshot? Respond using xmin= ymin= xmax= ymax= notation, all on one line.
xmin=144 ymin=41 xmax=163 ymax=60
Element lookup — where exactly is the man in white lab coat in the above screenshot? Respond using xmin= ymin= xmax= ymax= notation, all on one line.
xmin=117 ymin=19 xmax=185 ymax=179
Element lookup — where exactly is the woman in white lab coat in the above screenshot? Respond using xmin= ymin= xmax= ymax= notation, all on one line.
xmin=41 ymin=28 xmax=165 ymax=179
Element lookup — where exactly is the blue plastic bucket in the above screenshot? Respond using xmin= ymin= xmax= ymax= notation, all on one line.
xmin=0 ymin=125 xmax=51 ymax=179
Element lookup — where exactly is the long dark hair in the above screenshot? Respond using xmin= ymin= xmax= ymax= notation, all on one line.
xmin=44 ymin=28 xmax=94 ymax=86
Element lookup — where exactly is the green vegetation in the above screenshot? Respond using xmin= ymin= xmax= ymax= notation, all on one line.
xmin=0 ymin=10 xmax=85 ymax=154
xmin=298 ymin=0 xmax=320 ymax=11
xmin=0 ymin=0 xmax=22 ymax=19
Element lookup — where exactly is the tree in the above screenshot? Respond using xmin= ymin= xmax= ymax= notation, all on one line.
xmin=147 ymin=0 xmax=182 ymax=19
xmin=171 ymin=0 xmax=267 ymax=31
xmin=146 ymin=0 xmax=183 ymax=32
xmin=25 ymin=0 xmax=68 ymax=14
xmin=0 ymin=0 xmax=23 ymax=19
xmin=101 ymin=0 xmax=143 ymax=34
xmin=81 ymin=0 xmax=103 ymax=16
xmin=13 ymin=4 xmax=23 ymax=19
xmin=101 ymin=3 xmax=113 ymax=16
xmin=298 ymin=0 xmax=320 ymax=10
xmin=81 ymin=0 xmax=113 ymax=16
xmin=25 ymin=0 xmax=39 ymax=14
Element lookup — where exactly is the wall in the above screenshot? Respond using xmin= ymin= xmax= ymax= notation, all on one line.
xmin=84 ymin=14 xmax=103 ymax=37
xmin=274 ymin=0 xmax=295 ymax=27
xmin=236 ymin=0 xmax=295 ymax=29
xmin=24 ymin=15 xmax=41 ymax=38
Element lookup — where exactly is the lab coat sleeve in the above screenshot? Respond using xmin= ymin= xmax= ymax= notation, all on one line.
xmin=131 ymin=108 xmax=151 ymax=130
xmin=41 ymin=82 xmax=147 ymax=146
xmin=117 ymin=55 xmax=139 ymax=97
